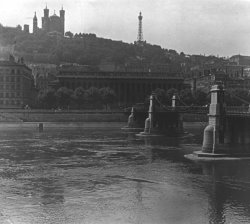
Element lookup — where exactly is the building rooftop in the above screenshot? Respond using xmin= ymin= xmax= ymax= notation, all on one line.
xmin=0 ymin=61 xmax=18 ymax=66
xmin=57 ymin=71 xmax=184 ymax=80
xmin=0 ymin=59 xmax=31 ymax=71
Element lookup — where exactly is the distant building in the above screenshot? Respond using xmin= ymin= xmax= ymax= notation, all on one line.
xmin=202 ymin=64 xmax=244 ymax=79
xmin=33 ymin=5 xmax=65 ymax=36
xmin=55 ymin=64 xmax=185 ymax=105
xmin=229 ymin=55 xmax=250 ymax=66
xmin=192 ymin=68 xmax=250 ymax=93
xmin=0 ymin=55 xmax=35 ymax=108
xmin=23 ymin=24 xmax=29 ymax=33
xmin=243 ymin=66 xmax=250 ymax=77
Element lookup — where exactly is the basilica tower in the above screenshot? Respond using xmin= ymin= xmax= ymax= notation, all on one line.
xmin=33 ymin=12 xmax=38 ymax=34
xmin=42 ymin=5 xmax=50 ymax=32
xmin=60 ymin=6 xmax=65 ymax=35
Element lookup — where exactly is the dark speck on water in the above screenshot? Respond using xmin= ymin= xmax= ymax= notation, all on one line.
xmin=0 ymin=122 xmax=249 ymax=224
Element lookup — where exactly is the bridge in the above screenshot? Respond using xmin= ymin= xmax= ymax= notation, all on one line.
xmin=125 ymin=84 xmax=250 ymax=156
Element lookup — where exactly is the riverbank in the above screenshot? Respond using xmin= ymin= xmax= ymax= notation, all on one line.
xmin=0 ymin=109 xmax=128 ymax=122
xmin=0 ymin=109 xmax=208 ymax=123
xmin=0 ymin=122 xmax=126 ymax=129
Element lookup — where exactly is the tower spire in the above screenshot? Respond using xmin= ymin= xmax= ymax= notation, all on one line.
xmin=33 ymin=11 xmax=38 ymax=34
xmin=137 ymin=12 xmax=144 ymax=45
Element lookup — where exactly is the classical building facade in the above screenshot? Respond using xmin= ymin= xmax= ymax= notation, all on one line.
xmin=0 ymin=56 xmax=35 ymax=108
xmin=33 ymin=5 xmax=65 ymax=35
xmin=56 ymin=64 xmax=185 ymax=105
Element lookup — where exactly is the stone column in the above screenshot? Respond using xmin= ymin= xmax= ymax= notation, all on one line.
xmin=143 ymin=94 xmax=155 ymax=134
xmin=172 ymin=94 xmax=177 ymax=108
xmin=127 ymin=107 xmax=135 ymax=128
xmin=202 ymin=84 xmax=225 ymax=153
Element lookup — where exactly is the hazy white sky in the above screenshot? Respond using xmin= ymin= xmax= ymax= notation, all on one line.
xmin=0 ymin=0 xmax=250 ymax=56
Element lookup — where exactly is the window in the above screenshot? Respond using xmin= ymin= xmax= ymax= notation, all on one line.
xmin=5 ymin=93 xmax=9 ymax=98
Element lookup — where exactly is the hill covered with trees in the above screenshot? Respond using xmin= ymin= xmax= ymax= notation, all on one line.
xmin=0 ymin=24 xmax=218 ymax=74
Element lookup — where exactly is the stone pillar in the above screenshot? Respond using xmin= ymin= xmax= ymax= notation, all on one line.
xmin=127 ymin=107 xmax=135 ymax=128
xmin=202 ymin=84 xmax=225 ymax=153
xmin=172 ymin=94 xmax=177 ymax=108
xmin=143 ymin=94 xmax=155 ymax=134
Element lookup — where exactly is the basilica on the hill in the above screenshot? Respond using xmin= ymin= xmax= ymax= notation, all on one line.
xmin=33 ymin=5 xmax=65 ymax=35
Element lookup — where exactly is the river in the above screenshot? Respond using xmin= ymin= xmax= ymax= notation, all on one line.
xmin=0 ymin=122 xmax=249 ymax=224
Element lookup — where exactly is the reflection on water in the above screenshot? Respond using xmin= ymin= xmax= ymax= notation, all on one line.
xmin=0 ymin=123 xmax=249 ymax=223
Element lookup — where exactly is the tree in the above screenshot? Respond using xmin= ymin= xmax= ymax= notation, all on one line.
xmin=194 ymin=89 xmax=208 ymax=105
xmin=100 ymin=87 xmax=116 ymax=110
xmin=179 ymin=88 xmax=194 ymax=105
xmin=38 ymin=88 xmax=57 ymax=109
xmin=153 ymin=88 xmax=167 ymax=105
xmin=166 ymin=88 xmax=179 ymax=105
xmin=85 ymin=87 xmax=101 ymax=108
xmin=55 ymin=87 xmax=73 ymax=109
xmin=73 ymin=87 xmax=86 ymax=109
xmin=65 ymin=31 xmax=73 ymax=38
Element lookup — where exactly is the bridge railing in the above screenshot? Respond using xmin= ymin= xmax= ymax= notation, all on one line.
xmin=173 ymin=106 xmax=209 ymax=114
xmin=129 ymin=105 xmax=250 ymax=115
xmin=129 ymin=105 xmax=209 ymax=114
xmin=226 ymin=106 xmax=250 ymax=114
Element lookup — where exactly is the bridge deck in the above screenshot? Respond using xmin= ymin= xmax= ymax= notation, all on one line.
xmin=130 ymin=106 xmax=250 ymax=116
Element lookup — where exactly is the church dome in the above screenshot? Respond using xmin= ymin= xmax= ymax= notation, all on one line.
xmin=49 ymin=12 xmax=61 ymax=33
xmin=50 ymin=14 xmax=60 ymax=19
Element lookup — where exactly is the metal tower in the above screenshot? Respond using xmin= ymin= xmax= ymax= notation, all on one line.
xmin=137 ymin=12 xmax=143 ymax=43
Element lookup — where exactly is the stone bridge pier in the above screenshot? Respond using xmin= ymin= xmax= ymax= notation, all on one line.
xmin=201 ymin=84 xmax=250 ymax=156
xmin=202 ymin=84 xmax=226 ymax=153
xmin=138 ymin=93 xmax=183 ymax=136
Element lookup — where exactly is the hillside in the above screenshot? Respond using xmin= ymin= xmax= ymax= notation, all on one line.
xmin=0 ymin=24 xmax=227 ymax=75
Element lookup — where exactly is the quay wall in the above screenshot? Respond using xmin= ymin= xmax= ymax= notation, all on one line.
xmin=0 ymin=109 xmax=208 ymax=123
xmin=0 ymin=109 xmax=127 ymax=122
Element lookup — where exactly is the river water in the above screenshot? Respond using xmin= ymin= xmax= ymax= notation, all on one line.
xmin=0 ymin=122 xmax=249 ymax=224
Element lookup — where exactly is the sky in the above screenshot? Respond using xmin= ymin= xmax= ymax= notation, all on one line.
xmin=0 ymin=0 xmax=250 ymax=57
